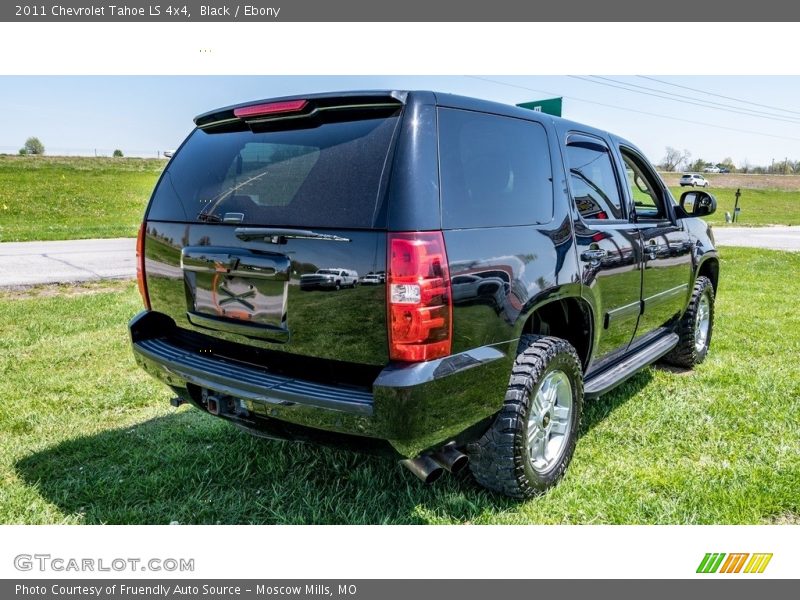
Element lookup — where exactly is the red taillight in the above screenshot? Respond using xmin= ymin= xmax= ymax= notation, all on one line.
xmin=136 ymin=222 xmax=151 ymax=310
xmin=387 ymin=232 xmax=452 ymax=362
xmin=233 ymin=99 xmax=308 ymax=118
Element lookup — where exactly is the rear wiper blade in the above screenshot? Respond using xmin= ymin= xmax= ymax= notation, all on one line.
xmin=235 ymin=227 xmax=351 ymax=244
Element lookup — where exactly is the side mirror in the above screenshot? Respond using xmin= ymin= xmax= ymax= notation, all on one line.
xmin=680 ymin=190 xmax=717 ymax=217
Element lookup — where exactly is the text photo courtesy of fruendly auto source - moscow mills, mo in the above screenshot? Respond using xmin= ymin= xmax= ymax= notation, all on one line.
xmin=1 ymin=76 xmax=798 ymax=525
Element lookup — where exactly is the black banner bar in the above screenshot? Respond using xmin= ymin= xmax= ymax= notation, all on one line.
xmin=4 ymin=580 xmax=798 ymax=600
xmin=2 ymin=1 xmax=800 ymax=22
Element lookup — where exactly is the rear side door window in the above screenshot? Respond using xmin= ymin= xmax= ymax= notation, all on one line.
xmin=564 ymin=134 xmax=625 ymax=222
xmin=438 ymin=108 xmax=553 ymax=229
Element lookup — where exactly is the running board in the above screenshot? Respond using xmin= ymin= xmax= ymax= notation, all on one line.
xmin=584 ymin=333 xmax=679 ymax=399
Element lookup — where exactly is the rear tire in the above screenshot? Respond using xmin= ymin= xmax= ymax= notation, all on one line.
xmin=663 ymin=276 xmax=715 ymax=368
xmin=468 ymin=335 xmax=584 ymax=498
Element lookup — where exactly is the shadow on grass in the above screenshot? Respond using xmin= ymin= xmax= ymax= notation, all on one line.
xmin=14 ymin=410 xmax=509 ymax=524
xmin=16 ymin=372 xmax=652 ymax=525
xmin=580 ymin=369 xmax=654 ymax=436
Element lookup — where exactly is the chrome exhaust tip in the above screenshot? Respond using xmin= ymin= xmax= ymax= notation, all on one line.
xmin=432 ymin=444 xmax=469 ymax=474
xmin=400 ymin=456 xmax=444 ymax=484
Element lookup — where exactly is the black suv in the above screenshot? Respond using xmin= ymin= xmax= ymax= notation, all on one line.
xmin=130 ymin=91 xmax=719 ymax=498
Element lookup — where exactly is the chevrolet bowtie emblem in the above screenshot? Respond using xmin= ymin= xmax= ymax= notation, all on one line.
xmin=218 ymin=284 xmax=256 ymax=310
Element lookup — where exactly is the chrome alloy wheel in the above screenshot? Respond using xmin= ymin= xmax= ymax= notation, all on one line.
xmin=527 ymin=369 xmax=573 ymax=474
xmin=695 ymin=292 xmax=711 ymax=354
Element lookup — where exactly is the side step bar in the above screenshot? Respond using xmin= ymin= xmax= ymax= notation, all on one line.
xmin=584 ymin=333 xmax=679 ymax=399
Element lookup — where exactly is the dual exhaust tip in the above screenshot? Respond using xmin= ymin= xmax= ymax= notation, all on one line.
xmin=400 ymin=445 xmax=469 ymax=484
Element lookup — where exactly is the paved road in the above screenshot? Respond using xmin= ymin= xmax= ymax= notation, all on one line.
xmin=712 ymin=226 xmax=800 ymax=252
xmin=0 ymin=238 xmax=135 ymax=287
xmin=0 ymin=227 xmax=797 ymax=287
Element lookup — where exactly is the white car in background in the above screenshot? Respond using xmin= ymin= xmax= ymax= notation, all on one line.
xmin=703 ymin=166 xmax=721 ymax=173
xmin=299 ymin=268 xmax=359 ymax=290
xmin=679 ymin=173 xmax=709 ymax=187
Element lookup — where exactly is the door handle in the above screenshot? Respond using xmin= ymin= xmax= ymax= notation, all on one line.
xmin=580 ymin=248 xmax=608 ymax=263
xmin=181 ymin=247 xmax=290 ymax=280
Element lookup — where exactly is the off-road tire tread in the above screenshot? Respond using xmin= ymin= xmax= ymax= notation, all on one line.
xmin=663 ymin=276 xmax=714 ymax=368
xmin=467 ymin=335 xmax=583 ymax=499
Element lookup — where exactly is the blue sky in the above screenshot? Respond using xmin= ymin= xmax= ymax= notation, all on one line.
xmin=1 ymin=75 xmax=798 ymax=166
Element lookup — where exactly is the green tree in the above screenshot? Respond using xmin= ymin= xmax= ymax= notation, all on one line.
xmin=112 ymin=149 xmax=124 ymax=158
xmin=686 ymin=158 xmax=708 ymax=173
xmin=718 ymin=157 xmax=736 ymax=172
xmin=22 ymin=137 xmax=45 ymax=155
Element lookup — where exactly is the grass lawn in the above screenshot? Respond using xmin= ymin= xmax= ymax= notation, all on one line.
xmin=1 ymin=248 xmax=799 ymax=524
xmin=669 ymin=186 xmax=800 ymax=227
xmin=0 ymin=156 xmax=165 ymax=242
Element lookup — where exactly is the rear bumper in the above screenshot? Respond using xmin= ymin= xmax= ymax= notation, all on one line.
xmin=129 ymin=310 xmax=513 ymax=457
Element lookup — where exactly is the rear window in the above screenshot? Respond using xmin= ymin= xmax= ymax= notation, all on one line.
xmin=147 ymin=111 xmax=401 ymax=228
xmin=438 ymin=108 xmax=553 ymax=229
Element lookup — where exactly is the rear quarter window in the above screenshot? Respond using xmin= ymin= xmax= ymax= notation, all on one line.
xmin=438 ymin=108 xmax=553 ymax=229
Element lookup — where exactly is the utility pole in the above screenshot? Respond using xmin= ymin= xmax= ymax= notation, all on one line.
xmin=733 ymin=188 xmax=741 ymax=223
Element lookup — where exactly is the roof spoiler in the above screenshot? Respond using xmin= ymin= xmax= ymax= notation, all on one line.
xmin=194 ymin=90 xmax=408 ymax=129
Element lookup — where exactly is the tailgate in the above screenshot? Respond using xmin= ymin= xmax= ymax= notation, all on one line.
xmin=143 ymin=223 xmax=388 ymax=365
xmin=141 ymin=95 xmax=401 ymax=366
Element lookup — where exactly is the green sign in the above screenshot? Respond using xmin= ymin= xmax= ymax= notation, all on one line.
xmin=517 ymin=97 xmax=562 ymax=117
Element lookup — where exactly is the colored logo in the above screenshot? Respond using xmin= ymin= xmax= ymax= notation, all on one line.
xmin=696 ymin=553 xmax=773 ymax=574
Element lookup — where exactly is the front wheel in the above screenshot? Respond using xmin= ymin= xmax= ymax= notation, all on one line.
xmin=663 ymin=276 xmax=715 ymax=368
xmin=468 ymin=335 xmax=584 ymax=498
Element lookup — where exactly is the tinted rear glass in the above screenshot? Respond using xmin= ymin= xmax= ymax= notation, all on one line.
xmin=147 ymin=112 xmax=400 ymax=228
xmin=438 ymin=108 xmax=553 ymax=229
xmin=565 ymin=139 xmax=624 ymax=221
